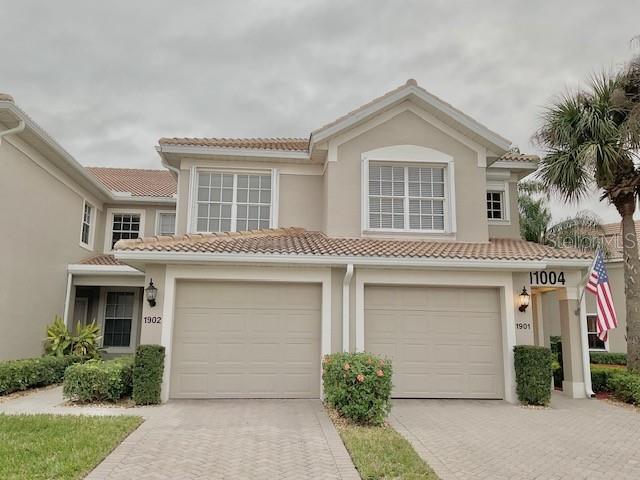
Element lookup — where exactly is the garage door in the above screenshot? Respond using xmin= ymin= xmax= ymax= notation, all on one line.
xmin=365 ymin=285 xmax=503 ymax=399
xmin=171 ymin=281 xmax=321 ymax=399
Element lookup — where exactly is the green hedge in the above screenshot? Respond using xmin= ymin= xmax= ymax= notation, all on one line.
xmin=550 ymin=337 xmax=563 ymax=388
xmin=590 ymin=352 xmax=627 ymax=365
xmin=322 ymin=352 xmax=392 ymax=426
xmin=514 ymin=346 xmax=553 ymax=406
xmin=63 ymin=356 xmax=134 ymax=403
xmin=133 ymin=345 xmax=165 ymax=405
xmin=0 ymin=355 xmax=82 ymax=396
xmin=590 ymin=365 xmax=640 ymax=404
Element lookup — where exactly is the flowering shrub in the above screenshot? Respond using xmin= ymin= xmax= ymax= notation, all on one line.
xmin=322 ymin=352 xmax=392 ymax=425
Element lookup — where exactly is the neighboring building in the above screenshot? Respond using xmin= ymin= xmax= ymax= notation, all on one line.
xmin=0 ymin=94 xmax=176 ymax=360
xmin=2 ymin=81 xmax=597 ymax=403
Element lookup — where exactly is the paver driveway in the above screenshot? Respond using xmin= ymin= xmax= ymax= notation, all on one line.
xmin=87 ymin=399 xmax=358 ymax=480
xmin=391 ymin=394 xmax=640 ymax=480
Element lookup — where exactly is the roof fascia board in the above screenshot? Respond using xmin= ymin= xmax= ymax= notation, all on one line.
xmin=157 ymin=144 xmax=310 ymax=160
xmin=490 ymin=159 xmax=539 ymax=170
xmin=311 ymin=85 xmax=512 ymax=152
xmin=114 ymin=250 xmax=576 ymax=270
xmin=67 ymin=264 xmax=144 ymax=275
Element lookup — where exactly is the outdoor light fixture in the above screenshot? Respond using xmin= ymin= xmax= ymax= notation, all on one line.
xmin=146 ymin=279 xmax=158 ymax=307
xmin=518 ymin=287 xmax=530 ymax=312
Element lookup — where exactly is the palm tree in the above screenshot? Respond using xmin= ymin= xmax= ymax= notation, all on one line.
xmin=518 ymin=181 xmax=551 ymax=243
xmin=534 ymin=59 xmax=640 ymax=371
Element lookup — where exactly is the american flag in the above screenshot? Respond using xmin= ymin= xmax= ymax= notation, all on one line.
xmin=586 ymin=249 xmax=619 ymax=341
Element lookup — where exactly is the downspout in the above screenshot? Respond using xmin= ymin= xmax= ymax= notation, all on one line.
xmin=342 ymin=264 xmax=354 ymax=352
xmin=0 ymin=120 xmax=25 ymax=143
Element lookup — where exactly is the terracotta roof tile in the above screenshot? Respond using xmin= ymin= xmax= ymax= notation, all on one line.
xmin=601 ymin=221 xmax=640 ymax=259
xmin=79 ymin=254 xmax=124 ymax=266
xmin=498 ymin=152 xmax=539 ymax=162
xmin=158 ymin=137 xmax=309 ymax=152
xmin=115 ymin=227 xmax=591 ymax=262
xmin=86 ymin=167 xmax=176 ymax=197
xmin=0 ymin=93 xmax=14 ymax=103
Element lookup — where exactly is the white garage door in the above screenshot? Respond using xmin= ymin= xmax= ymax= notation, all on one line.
xmin=171 ymin=281 xmax=321 ymax=399
xmin=365 ymin=285 xmax=503 ymax=399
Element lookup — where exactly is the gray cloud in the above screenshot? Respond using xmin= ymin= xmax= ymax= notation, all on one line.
xmin=1 ymin=0 xmax=638 ymax=223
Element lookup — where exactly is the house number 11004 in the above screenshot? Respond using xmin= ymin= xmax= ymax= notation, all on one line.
xmin=529 ymin=271 xmax=565 ymax=286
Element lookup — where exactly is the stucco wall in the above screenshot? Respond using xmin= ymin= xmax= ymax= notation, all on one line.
xmin=325 ymin=108 xmax=489 ymax=241
xmin=0 ymin=137 xmax=99 ymax=360
xmin=488 ymin=181 xmax=520 ymax=239
xmin=278 ymin=174 xmax=323 ymax=231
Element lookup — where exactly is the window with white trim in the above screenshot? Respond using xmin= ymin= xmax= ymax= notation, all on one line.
xmin=486 ymin=191 xmax=504 ymax=220
xmin=587 ymin=314 xmax=607 ymax=350
xmin=111 ymin=213 xmax=141 ymax=248
xmin=80 ymin=201 xmax=94 ymax=246
xmin=368 ymin=163 xmax=445 ymax=231
xmin=103 ymin=291 xmax=134 ymax=348
xmin=156 ymin=212 xmax=176 ymax=236
xmin=195 ymin=171 xmax=271 ymax=232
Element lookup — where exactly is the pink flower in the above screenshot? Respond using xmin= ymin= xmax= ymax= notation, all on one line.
xmin=376 ymin=370 xmax=384 ymax=377
xmin=343 ymin=363 xmax=351 ymax=371
xmin=356 ymin=374 xmax=365 ymax=383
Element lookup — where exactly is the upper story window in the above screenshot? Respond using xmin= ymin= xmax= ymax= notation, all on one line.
xmin=105 ymin=208 xmax=145 ymax=251
xmin=367 ymin=163 xmax=446 ymax=232
xmin=194 ymin=171 xmax=272 ymax=233
xmin=486 ymin=191 xmax=504 ymax=220
xmin=156 ymin=211 xmax=176 ymax=236
xmin=80 ymin=200 xmax=94 ymax=249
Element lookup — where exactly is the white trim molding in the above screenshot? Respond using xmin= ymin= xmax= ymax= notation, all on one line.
xmin=104 ymin=208 xmax=146 ymax=253
xmin=98 ymin=286 xmax=141 ymax=355
xmin=67 ymin=264 xmax=144 ymax=276
xmin=155 ymin=210 xmax=177 ymax=236
xmin=158 ymin=265 xmax=332 ymax=402
xmin=486 ymin=179 xmax=511 ymax=225
xmin=79 ymin=199 xmax=96 ymax=251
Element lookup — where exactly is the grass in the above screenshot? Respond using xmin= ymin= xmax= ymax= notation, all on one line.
xmin=331 ymin=411 xmax=438 ymax=480
xmin=0 ymin=414 xmax=142 ymax=480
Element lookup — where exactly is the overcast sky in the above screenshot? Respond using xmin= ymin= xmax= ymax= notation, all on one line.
xmin=2 ymin=0 xmax=638 ymax=223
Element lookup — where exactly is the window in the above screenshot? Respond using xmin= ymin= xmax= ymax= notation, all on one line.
xmin=587 ymin=314 xmax=607 ymax=350
xmin=103 ymin=291 xmax=134 ymax=348
xmin=111 ymin=213 xmax=141 ymax=248
xmin=368 ymin=163 xmax=445 ymax=231
xmin=80 ymin=201 xmax=94 ymax=247
xmin=486 ymin=191 xmax=504 ymax=220
xmin=195 ymin=171 xmax=271 ymax=233
xmin=156 ymin=212 xmax=176 ymax=236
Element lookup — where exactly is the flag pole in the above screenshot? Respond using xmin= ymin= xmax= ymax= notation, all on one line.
xmin=575 ymin=248 xmax=599 ymax=315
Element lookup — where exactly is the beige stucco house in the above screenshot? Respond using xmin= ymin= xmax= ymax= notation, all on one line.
xmin=1 ymin=81 xmax=597 ymax=404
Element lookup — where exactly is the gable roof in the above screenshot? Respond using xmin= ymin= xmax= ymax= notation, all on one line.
xmin=86 ymin=167 xmax=177 ymax=198
xmin=114 ymin=227 xmax=590 ymax=266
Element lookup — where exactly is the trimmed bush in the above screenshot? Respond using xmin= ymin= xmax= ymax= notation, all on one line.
xmin=133 ymin=345 xmax=165 ymax=405
xmin=322 ymin=352 xmax=392 ymax=426
xmin=590 ymin=365 xmax=640 ymax=404
xmin=0 ymin=355 xmax=82 ymax=396
xmin=550 ymin=336 xmax=563 ymax=388
xmin=513 ymin=345 xmax=553 ymax=406
xmin=63 ymin=356 xmax=134 ymax=403
xmin=590 ymin=352 xmax=627 ymax=365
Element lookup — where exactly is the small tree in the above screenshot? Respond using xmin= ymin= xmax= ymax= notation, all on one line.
xmin=534 ymin=59 xmax=640 ymax=371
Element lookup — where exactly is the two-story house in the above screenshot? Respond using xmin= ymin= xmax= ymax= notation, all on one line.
xmin=2 ymin=81 xmax=597 ymax=404
xmin=0 ymin=94 xmax=176 ymax=360
xmin=110 ymin=80 xmax=594 ymax=403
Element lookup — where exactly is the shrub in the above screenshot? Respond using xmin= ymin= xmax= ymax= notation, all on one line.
xmin=550 ymin=336 xmax=563 ymax=388
xmin=322 ymin=352 xmax=392 ymax=426
xmin=63 ymin=356 xmax=134 ymax=403
xmin=590 ymin=365 xmax=618 ymax=392
xmin=0 ymin=355 xmax=82 ymax=396
xmin=45 ymin=316 xmax=102 ymax=359
xmin=513 ymin=345 xmax=553 ymax=406
xmin=590 ymin=352 xmax=627 ymax=365
xmin=133 ymin=345 xmax=165 ymax=405
xmin=608 ymin=371 xmax=640 ymax=404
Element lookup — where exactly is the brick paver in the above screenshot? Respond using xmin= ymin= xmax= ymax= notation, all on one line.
xmin=86 ymin=399 xmax=359 ymax=480
xmin=391 ymin=394 xmax=640 ymax=480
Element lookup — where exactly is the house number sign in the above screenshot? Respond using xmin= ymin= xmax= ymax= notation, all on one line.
xmin=528 ymin=270 xmax=566 ymax=286
xmin=143 ymin=316 xmax=162 ymax=324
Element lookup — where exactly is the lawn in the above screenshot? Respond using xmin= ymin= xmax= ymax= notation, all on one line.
xmin=0 ymin=414 xmax=142 ymax=480
xmin=334 ymin=417 xmax=439 ymax=480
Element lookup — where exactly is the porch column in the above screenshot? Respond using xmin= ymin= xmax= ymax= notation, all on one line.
xmin=558 ymin=288 xmax=586 ymax=398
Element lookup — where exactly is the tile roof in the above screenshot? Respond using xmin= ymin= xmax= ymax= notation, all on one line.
xmin=115 ymin=227 xmax=591 ymax=262
xmin=498 ymin=152 xmax=539 ymax=162
xmin=0 ymin=93 xmax=14 ymax=103
xmin=601 ymin=221 xmax=640 ymax=259
xmin=79 ymin=254 xmax=124 ymax=266
xmin=158 ymin=137 xmax=309 ymax=152
xmin=86 ymin=167 xmax=176 ymax=197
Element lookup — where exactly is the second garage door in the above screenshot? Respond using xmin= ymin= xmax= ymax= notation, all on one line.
xmin=365 ymin=285 xmax=503 ymax=399
xmin=171 ymin=281 xmax=321 ymax=399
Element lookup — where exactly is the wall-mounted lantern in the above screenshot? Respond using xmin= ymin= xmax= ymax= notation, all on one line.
xmin=518 ymin=286 xmax=530 ymax=312
xmin=146 ymin=279 xmax=158 ymax=307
